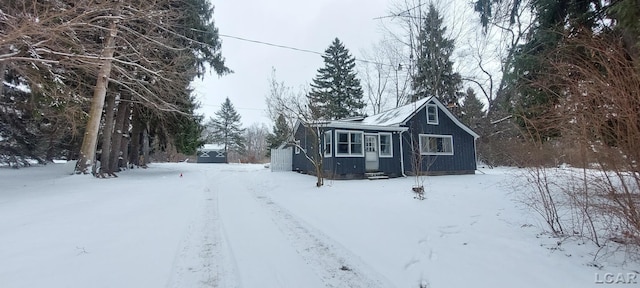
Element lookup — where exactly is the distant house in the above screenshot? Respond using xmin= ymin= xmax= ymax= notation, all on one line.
xmin=290 ymin=96 xmax=479 ymax=178
xmin=197 ymin=144 xmax=227 ymax=163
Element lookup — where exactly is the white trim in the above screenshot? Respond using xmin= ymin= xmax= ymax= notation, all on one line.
xmin=426 ymin=103 xmax=439 ymax=125
xmin=200 ymin=151 xmax=210 ymax=158
xmin=309 ymin=121 xmax=408 ymax=132
xmin=399 ymin=130 xmax=407 ymax=177
xmin=335 ymin=130 xmax=364 ymax=157
xmin=378 ymin=132 xmax=393 ymax=158
xmin=294 ymin=139 xmax=301 ymax=154
xmin=324 ymin=130 xmax=332 ymax=158
xmin=419 ymin=134 xmax=454 ymax=155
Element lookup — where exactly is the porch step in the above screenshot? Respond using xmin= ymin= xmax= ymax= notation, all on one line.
xmin=365 ymin=172 xmax=389 ymax=180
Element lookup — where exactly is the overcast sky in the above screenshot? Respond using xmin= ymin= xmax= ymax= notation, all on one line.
xmin=192 ymin=0 xmax=395 ymax=127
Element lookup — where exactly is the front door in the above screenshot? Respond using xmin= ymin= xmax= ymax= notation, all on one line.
xmin=365 ymin=135 xmax=379 ymax=172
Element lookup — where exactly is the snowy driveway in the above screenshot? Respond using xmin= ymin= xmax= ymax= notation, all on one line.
xmin=209 ymin=166 xmax=391 ymax=288
xmin=1 ymin=163 xmax=633 ymax=288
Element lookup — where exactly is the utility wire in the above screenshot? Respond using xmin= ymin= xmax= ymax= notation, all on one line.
xmin=219 ymin=34 xmax=322 ymax=56
xmin=372 ymin=1 xmax=428 ymax=20
xmin=218 ymin=33 xmax=396 ymax=68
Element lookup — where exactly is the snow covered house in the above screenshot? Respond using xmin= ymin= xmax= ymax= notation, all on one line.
xmin=196 ymin=144 xmax=227 ymax=163
xmin=291 ymin=96 xmax=479 ymax=179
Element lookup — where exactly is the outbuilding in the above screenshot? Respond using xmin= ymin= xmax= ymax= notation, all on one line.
xmin=196 ymin=144 xmax=227 ymax=163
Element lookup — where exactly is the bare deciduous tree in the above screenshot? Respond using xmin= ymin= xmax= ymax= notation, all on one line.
xmin=518 ymin=32 xmax=640 ymax=256
xmin=243 ymin=123 xmax=269 ymax=163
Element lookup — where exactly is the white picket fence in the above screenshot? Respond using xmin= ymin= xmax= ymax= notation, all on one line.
xmin=270 ymin=148 xmax=292 ymax=172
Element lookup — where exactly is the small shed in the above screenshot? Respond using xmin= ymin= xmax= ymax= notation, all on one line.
xmin=197 ymin=144 xmax=227 ymax=163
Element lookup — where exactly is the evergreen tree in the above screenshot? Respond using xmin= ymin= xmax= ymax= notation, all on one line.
xmin=265 ymin=114 xmax=291 ymax=157
xmin=460 ymin=87 xmax=485 ymax=129
xmin=308 ymin=38 xmax=365 ymax=120
xmin=412 ymin=4 xmax=462 ymax=105
xmin=206 ymin=97 xmax=246 ymax=154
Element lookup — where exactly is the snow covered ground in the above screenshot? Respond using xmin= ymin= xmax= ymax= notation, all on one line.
xmin=0 ymin=163 xmax=638 ymax=288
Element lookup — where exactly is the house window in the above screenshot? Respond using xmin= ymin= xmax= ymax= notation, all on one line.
xmin=324 ymin=131 xmax=332 ymax=157
xmin=427 ymin=103 xmax=438 ymax=125
xmin=419 ymin=134 xmax=453 ymax=155
xmin=379 ymin=133 xmax=392 ymax=157
xmin=336 ymin=130 xmax=363 ymax=157
xmin=294 ymin=139 xmax=301 ymax=154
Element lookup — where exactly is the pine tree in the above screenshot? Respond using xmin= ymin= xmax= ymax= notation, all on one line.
xmin=265 ymin=114 xmax=291 ymax=157
xmin=460 ymin=87 xmax=485 ymax=129
xmin=206 ymin=97 xmax=246 ymax=154
xmin=308 ymin=38 xmax=365 ymax=120
xmin=412 ymin=4 xmax=462 ymax=105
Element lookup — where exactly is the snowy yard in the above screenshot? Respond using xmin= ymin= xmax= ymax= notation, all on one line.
xmin=0 ymin=163 xmax=638 ymax=288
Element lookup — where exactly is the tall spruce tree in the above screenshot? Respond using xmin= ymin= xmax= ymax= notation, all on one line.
xmin=460 ymin=87 xmax=485 ymax=129
xmin=265 ymin=114 xmax=291 ymax=157
xmin=412 ymin=4 xmax=462 ymax=105
xmin=308 ymin=38 xmax=365 ymax=120
xmin=206 ymin=97 xmax=246 ymax=154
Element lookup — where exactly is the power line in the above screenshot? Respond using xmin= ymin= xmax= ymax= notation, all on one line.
xmin=219 ymin=34 xmax=322 ymax=56
xmin=199 ymin=103 xmax=265 ymax=111
xmin=218 ymin=33 xmax=396 ymax=68
xmin=373 ymin=2 xmax=428 ymax=20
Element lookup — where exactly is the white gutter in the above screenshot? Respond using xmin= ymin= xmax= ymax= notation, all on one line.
xmin=399 ymin=130 xmax=407 ymax=177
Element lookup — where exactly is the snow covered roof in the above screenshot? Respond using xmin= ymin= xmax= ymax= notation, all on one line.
xmin=302 ymin=120 xmax=408 ymax=131
xmin=361 ymin=96 xmax=479 ymax=138
xmin=295 ymin=96 xmax=479 ymax=138
xmin=200 ymin=144 xmax=224 ymax=151
xmin=360 ymin=97 xmax=433 ymax=126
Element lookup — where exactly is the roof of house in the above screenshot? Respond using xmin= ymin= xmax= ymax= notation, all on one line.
xmin=200 ymin=144 xmax=224 ymax=151
xmin=361 ymin=96 xmax=479 ymax=138
xmin=295 ymin=96 xmax=479 ymax=138
xmin=360 ymin=97 xmax=433 ymax=126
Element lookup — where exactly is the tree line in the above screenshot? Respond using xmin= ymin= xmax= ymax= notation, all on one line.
xmin=0 ymin=0 xmax=228 ymax=174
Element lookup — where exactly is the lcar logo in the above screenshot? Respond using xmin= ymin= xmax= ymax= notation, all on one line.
xmin=595 ymin=273 xmax=638 ymax=284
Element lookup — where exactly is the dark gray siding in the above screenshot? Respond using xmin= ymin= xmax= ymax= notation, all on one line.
xmin=376 ymin=132 xmax=403 ymax=177
xmin=196 ymin=150 xmax=227 ymax=163
xmin=402 ymin=103 xmax=477 ymax=174
xmin=324 ymin=128 xmax=403 ymax=178
xmin=293 ymin=125 xmax=404 ymax=178
xmin=292 ymin=124 xmax=316 ymax=173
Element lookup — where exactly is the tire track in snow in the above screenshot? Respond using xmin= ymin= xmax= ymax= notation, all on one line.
xmin=166 ymin=169 xmax=241 ymax=288
xmin=247 ymin=183 xmax=395 ymax=288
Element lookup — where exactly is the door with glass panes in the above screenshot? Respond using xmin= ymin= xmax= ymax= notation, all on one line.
xmin=365 ymin=135 xmax=379 ymax=171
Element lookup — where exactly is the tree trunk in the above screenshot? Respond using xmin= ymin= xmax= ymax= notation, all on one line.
xmin=99 ymin=92 xmax=117 ymax=176
xmin=141 ymin=123 xmax=150 ymax=167
xmin=0 ymin=57 xmax=5 ymax=105
xmin=129 ymin=106 xmax=141 ymax=167
xmin=119 ymin=103 xmax=131 ymax=170
xmin=75 ymin=19 xmax=118 ymax=174
xmin=110 ymin=92 xmax=130 ymax=172
xmin=45 ymin=126 xmax=58 ymax=162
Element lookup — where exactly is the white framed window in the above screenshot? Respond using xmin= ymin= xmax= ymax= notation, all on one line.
xmin=335 ymin=130 xmax=364 ymax=157
xmin=294 ymin=139 xmax=301 ymax=154
xmin=419 ymin=134 xmax=453 ymax=155
xmin=426 ymin=103 xmax=438 ymax=125
xmin=324 ymin=131 xmax=332 ymax=157
xmin=379 ymin=133 xmax=393 ymax=157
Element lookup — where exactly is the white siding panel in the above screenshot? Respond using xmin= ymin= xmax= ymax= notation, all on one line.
xmin=270 ymin=148 xmax=292 ymax=172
